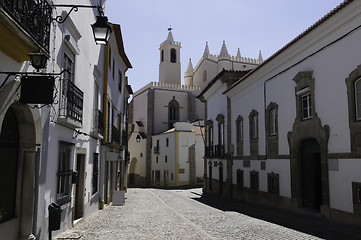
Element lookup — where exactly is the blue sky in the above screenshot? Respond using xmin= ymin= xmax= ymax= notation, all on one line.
xmin=106 ymin=0 xmax=344 ymax=92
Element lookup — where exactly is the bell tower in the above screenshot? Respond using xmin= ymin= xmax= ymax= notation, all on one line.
xmin=159 ymin=29 xmax=181 ymax=85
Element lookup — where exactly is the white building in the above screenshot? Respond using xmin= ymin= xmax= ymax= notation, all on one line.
xmin=151 ymin=122 xmax=204 ymax=187
xmin=202 ymin=0 xmax=361 ymax=225
xmin=0 ymin=0 xmax=133 ymax=239
xmin=128 ymin=30 xmax=261 ymax=186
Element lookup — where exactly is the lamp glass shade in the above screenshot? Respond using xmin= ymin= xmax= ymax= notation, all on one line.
xmin=29 ymin=52 xmax=48 ymax=71
xmin=91 ymin=16 xmax=112 ymax=45
xmin=136 ymin=134 xmax=141 ymax=142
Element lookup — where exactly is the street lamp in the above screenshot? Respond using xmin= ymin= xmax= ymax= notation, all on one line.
xmin=52 ymin=5 xmax=112 ymax=45
xmin=91 ymin=16 xmax=112 ymax=45
xmin=28 ymin=51 xmax=49 ymax=71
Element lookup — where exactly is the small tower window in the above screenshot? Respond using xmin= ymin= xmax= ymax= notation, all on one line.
xmin=161 ymin=50 xmax=164 ymax=62
xmin=203 ymin=70 xmax=207 ymax=82
xmin=171 ymin=48 xmax=176 ymax=63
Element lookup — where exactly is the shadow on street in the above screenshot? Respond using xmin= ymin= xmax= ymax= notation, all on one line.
xmin=191 ymin=192 xmax=361 ymax=240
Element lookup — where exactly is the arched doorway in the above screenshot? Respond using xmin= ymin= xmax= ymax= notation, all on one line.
xmin=0 ymin=107 xmax=19 ymax=236
xmin=0 ymin=103 xmax=40 ymax=239
xmin=300 ymin=139 xmax=322 ymax=210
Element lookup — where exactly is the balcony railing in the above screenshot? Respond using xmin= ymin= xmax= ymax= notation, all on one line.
xmin=112 ymin=125 xmax=120 ymax=145
xmin=214 ymin=144 xmax=225 ymax=157
xmin=58 ymin=79 xmax=83 ymax=128
xmin=205 ymin=146 xmax=213 ymax=158
xmin=93 ymin=109 xmax=104 ymax=136
xmin=0 ymin=0 xmax=52 ymax=51
xmin=154 ymin=146 xmax=160 ymax=154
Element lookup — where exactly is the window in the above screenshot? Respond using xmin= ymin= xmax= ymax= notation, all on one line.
xmin=203 ymin=70 xmax=207 ymax=82
xmin=269 ymin=108 xmax=278 ymax=136
xmin=57 ymin=141 xmax=74 ymax=205
xmin=355 ymin=78 xmax=361 ymax=120
xmin=251 ymin=114 xmax=258 ymax=139
xmin=266 ymin=103 xmax=279 ymax=157
xmin=165 ymin=156 xmax=168 ymax=163
xmin=156 ymin=156 xmax=159 ymax=163
xmin=236 ymin=116 xmax=243 ymax=142
xmin=249 ymin=110 xmax=259 ymax=157
xmin=64 ymin=52 xmax=74 ymax=83
xmin=236 ymin=116 xmax=243 ymax=157
xmin=206 ymin=122 xmax=214 ymax=157
xmin=170 ymin=48 xmax=176 ymax=63
xmin=346 ymin=67 xmax=361 ymax=154
xmin=118 ymin=71 xmax=123 ymax=92
xmin=250 ymin=170 xmax=259 ymax=190
xmin=166 ymin=138 xmax=169 ymax=147
xmin=92 ymin=153 xmax=99 ymax=194
xmin=236 ymin=170 xmax=243 ymax=191
xmin=161 ymin=50 xmax=164 ymax=62
xmin=168 ymin=98 xmax=179 ymax=129
xmin=301 ymin=93 xmax=312 ymax=120
xmin=108 ymin=47 xmax=111 ymax=69
xmin=216 ymin=114 xmax=225 ymax=156
xmin=112 ymin=58 xmax=115 ymax=79
xmin=268 ymin=172 xmax=279 ymax=194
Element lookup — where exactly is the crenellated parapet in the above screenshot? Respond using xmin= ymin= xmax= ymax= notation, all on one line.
xmin=191 ymin=53 xmax=261 ymax=75
xmin=134 ymin=81 xmax=201 ymax=97
xmin=160 ymin=41 xmax=181 ymax=48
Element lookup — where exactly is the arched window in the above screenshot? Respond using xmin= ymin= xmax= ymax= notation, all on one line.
xmin=168 ymin=98 xmax=179 ymax=129
xmin=269 ymin=108 xmax=278 ymax=136
xmin=170 ymin=48 xmax=176 ymax=63
xmin=203 ymin=70 xmax=207 ymax=82
xmin=161 ymin=50 xmax=164 ymax=62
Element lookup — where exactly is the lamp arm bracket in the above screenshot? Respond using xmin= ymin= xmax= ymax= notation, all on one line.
xmin=51 ymin=5 xmax=103 ymax=24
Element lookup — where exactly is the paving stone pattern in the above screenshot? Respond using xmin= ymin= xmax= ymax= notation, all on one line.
xmin=55 ymin=188 xmax=342 ymax=240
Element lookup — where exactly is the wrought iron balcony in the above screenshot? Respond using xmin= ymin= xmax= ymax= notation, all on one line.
xmin=214 ymin=144 xmax=225 ymax=157
xmin=205 ymin=146 xmax=213 ymax=158
xmin=112 ymin=125 xmax=120 ymax=145
xmin=58 ymin=79 xmax=83 ymax=129
xmin=93 ymin=109 xmax=104 ymax=136
xmin=0 ymin=0 xmax=52 ymax=51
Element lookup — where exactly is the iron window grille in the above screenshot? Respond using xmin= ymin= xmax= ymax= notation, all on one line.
xmin=59 ymin=78 xmax=83 ymax=124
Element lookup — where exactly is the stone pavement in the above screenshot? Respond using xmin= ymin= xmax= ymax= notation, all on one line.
xmin=54 ymin=188 xmax=361 ymax=240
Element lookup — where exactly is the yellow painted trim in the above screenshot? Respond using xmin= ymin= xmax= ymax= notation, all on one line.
xmin=102 ymin=44 xmax=109 ymax=145
xmin=175 ymin=132 xmax=179 ymax=185
xmin=0 ymin=21 xmax=34 ymax=62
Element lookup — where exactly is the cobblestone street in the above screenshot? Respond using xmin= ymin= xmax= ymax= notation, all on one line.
xmin=55 ymin=188 xmax=361 ymax=240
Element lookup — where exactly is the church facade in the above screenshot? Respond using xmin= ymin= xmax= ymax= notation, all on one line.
xmin=128 ymin=31 xmax=261 ymax=186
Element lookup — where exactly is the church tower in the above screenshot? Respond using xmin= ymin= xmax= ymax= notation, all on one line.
xmin=159 ymin=29 xmax=181 ymax=85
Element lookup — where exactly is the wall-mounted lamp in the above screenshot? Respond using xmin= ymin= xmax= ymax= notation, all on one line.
xmin=52 ymin=4 xmax=112 ymax=45
xmin=136 ymin=134 xmax=141 ymax=142
xmin=28 ymin=51 xmax=49 ymax=71
xmin=91 ymin=16 xmax=112 ymax=45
